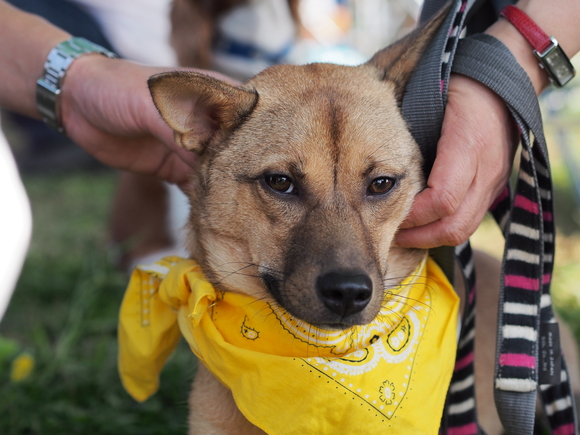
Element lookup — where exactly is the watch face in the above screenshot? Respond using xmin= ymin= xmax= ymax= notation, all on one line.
xmin=541 ymin=46 xmax=576 ymax=87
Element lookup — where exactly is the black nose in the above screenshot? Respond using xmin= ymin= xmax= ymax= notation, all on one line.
xmin=316 ymin=271 xmax=373 ymax=317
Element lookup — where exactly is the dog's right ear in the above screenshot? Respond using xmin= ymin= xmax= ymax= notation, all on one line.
xmin=367 ymin=4 xmax=450 ymax=103
xmin=148 ymin=72 xmax=258 ymax=154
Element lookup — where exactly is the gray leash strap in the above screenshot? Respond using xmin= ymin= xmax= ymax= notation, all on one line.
xmin=452 ymin=34 xmax=578 ymax=435
xmin=401 ymin=2 xmax=482 ymax=431
xmin=402 ymin=0 xmax=578 ymax=432
xmin=402 ymin=0 xmax=466 ymax=177
xmin=402 ymin=0 xmax=470 ymax=286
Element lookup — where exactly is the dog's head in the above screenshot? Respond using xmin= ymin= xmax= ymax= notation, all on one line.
xmin=149 ymin=11 xmax=446 ymax=329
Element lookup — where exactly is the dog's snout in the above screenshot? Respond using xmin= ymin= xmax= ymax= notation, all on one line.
xmin=316 ymin=271 xmax=373 ymax=318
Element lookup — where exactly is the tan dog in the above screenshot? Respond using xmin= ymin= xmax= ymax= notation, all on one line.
xmin=146 ymin=8 xmax=578 ymax=435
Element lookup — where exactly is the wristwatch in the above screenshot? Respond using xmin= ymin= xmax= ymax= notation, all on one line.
xmin=36 ymin=37 xmax=118 ymax=133
xmin=499 ymin=5 xmax=576 ymax=88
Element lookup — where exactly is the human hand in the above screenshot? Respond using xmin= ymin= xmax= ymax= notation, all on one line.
xmin=395 ymin=0 xmax=580 ymax=249
xmin=396 ymin=74 xmax=519 ymax=248
xmin=60 ymin=55 xmax=239 ymax=185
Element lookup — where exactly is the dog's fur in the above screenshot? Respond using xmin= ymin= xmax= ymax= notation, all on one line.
xmin=149 ymin=8 xmax=579 ymax=434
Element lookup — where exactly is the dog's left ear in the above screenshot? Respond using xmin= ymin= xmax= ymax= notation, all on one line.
xmin=148 ymin=72 xmax=258 ymax=154
xmin=367 ymin=4 xmax=450 ymax=102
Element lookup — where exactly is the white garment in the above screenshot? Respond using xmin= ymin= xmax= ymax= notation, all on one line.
xmin=212 ymin=0 xmax=296 ymax=80
xmin=0 ymin=127 xmax=32 ymax=322
xmin=72 ymin=0 xmax=177 ymax=65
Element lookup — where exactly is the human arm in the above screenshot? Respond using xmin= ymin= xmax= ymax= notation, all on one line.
xmin=0 ymin=1 xmax=236 ymax=185
xmin=396 ymin=0 xmax=580 ymax=248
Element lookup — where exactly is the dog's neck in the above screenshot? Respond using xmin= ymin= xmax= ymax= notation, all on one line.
xmin=384 ymin=246 xmax=427 ymax=289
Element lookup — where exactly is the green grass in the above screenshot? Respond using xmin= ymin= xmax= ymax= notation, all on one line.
xmin=0 ymin=172 xmax=195 ymax=435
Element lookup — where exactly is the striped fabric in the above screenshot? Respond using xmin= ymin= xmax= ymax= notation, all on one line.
xmin=495 ymin=143 xmax=543 ymax=393
xmin=435 ymin=3 xmax=483 ymax=434
xmin=487 ymin=70 xmax=576 ymax=435
xmin=425 ymin=1 xmax=578 ymax=433
xmin=439 ymin=0 xmax=468 ymax=95
xmin=444 ymin=241 xmax=481 ymax=434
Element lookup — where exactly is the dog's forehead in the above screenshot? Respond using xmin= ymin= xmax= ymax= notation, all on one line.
xmin=233 ymin=63 xmax=419 ymax=165
xmin=248 ymin=63 xmax=391 ymax=103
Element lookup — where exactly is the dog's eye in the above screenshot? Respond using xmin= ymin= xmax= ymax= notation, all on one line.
xmin=265 ymin=175 xmax=296 ymax=194
xmin=368 ymin=177 xmax=395 ymax=195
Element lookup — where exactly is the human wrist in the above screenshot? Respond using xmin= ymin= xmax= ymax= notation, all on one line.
xmin=59 ymin=53 xmax=113 ymax=133
xmin=485 ymin=0 xmax=579 ymax=95
xmin=514 ymin=0 xmax=580 ymax=57
xmin=29 ymin=34 xmax=71 ymax=111
xmin=485 ymin=18 xmax=549 ymax=95
xmin=0 ymin=2 xmax=70 ymax=117
xmin=37 ymin=38 xmax=118 ymax=133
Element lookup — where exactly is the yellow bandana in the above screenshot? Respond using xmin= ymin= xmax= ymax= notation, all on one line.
xmin=118 ymin=255 xmax=458 ymax=434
